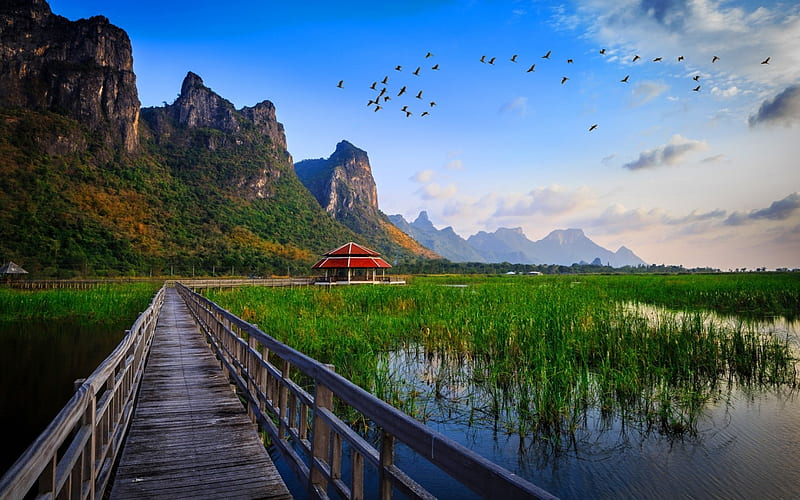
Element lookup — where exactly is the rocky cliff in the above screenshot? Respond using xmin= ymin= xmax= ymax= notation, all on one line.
xmin=0 ymin=0 xmax=140 ymax=152
xmin=295 ymin=142 xmax=439 ymax=259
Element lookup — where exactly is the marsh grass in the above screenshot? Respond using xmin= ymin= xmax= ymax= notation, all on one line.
xmin=0 ymin=283 xmax=160 ymax=324
xmin=208 ymin=274 xmax=799 ymax=446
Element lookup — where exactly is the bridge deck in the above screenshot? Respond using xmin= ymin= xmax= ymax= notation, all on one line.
xmin=110 ymin=287 xmax=291 ymax=500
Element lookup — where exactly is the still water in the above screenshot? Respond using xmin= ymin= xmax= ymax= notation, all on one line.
xmin=274 ymin=316 xmax=800 ymax=499
xmin=0 ymin=319 xmax=127 ymax=475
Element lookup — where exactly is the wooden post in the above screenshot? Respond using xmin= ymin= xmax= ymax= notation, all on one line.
xmin=379 ymin=431 xmax=395 ymax=500
xmin=310 ymin=365 xmax=335 ymax=498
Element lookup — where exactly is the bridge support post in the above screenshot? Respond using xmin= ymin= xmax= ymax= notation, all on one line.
xmin=310 ymin=365 xmax=335 ymax=499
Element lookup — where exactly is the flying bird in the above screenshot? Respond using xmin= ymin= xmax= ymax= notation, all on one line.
xmin=488 ymin=57 xmax=496 ymax=64
xmin=653 ymin=57 xmax=662 ymax=62
xmin=397 ymin=86 xmax=406 ymax=96
xmin=425 ymin=52 xmax=434 ymax=58
xmin=692 ymin=75 xmax=700 ymax=81
xmin=337 ymin=80 xmax=343 ymax=88
xmin=480 ymin=55 xmax=487 ymax=63
xmin=370 ymin=82 xmax=377 ymax=90
xmin=561 ymin=76 xmax=569 ymax=84
xmin=367 ymin=99 xmax=376 ymax=106
xmin=431 ymin=64 xmax=440 ymax=70
xmin=599 ymin=48 xmax=606 ymax=54
xmin=620 ymin=75 xmax=629 ymax=82
xmin=405 ymin=111 xmax=412 ymax=117
xmin=693 ymin=85 xmax=701 ymax=91
xmin=379 ymin=87 xmax=387 ymax=97
xmin=374 ymin=105 xmax=382 ymax=111
xmin=430 ymin=101 xmax=436 ymax=107
xmin=712 ymin=56 xmax=719 ymax=63
xmin=416 ymin=90 xmax=423 ymax=99
xmin=589 ymin=124 xmax=598 ymax=131
xmin=401 ymin=105 xmax=409 ymax=112
xmin=421 ymin=111 xmax=429 ymax=117
xmin=542 ymin=50 xmax=551 ymax=59
xmin=381 ymin=76 xmax=389 ymax=84
xmin=632 ymin=55 xmax=641 ymax=62
xmin=395 ymin=65 xmax=402 ymax=71
xmin=567 ymin=58 xmax=574 ymax=64
xmin=526 ymin=64 xmax=536 ymax=72
xmin=761 ymin=56 xmax=770 ymax=64
xmin=413 ymin=66 xmax=421 ymax=76
xmin=383 ymin=96 xmax=390 ymax=102
xmin=511 ymin=54 xmax=518 ymax=62
xmin=678 ymin=55 xmax=684 ymax=61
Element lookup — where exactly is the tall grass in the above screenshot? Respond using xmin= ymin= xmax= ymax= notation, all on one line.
xmin=207 ymin=274 xmax=799 ymax=445
xmin=0 ymin=283 xmax=160 ymax=324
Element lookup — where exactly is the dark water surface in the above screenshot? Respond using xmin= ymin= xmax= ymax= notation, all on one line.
xmin=0 ymin=319 xmax=128 ymax=475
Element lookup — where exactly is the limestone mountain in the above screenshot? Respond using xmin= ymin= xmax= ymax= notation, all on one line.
xmin=388 ymin=211 xmax=486 ymax=263
xmin=0 ymin=0 xmax=140 ymax=153
xmin=295 ymin=141 xmax=439 ymax=260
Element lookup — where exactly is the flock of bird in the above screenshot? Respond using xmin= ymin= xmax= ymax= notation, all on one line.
xmin=337 ymin=48 xmax=773 ymax=131
xmin=336 ymin=51 xmax=439 ymax=119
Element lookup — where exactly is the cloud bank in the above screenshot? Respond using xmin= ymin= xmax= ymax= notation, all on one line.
xmin=749 ymin=85 xmax=800 ymax=127
xmin=623 ymin=134 xmax=709 ymax=170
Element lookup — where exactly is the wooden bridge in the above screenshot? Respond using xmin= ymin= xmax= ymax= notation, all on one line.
xmin=0 ymin=284 xmax=557 ymax=500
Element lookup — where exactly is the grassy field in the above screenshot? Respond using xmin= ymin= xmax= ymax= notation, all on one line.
xmin=0 ymin=282 xmax=161 ymax=323
xmin=206 ymin=273 xmax=800 ymax=444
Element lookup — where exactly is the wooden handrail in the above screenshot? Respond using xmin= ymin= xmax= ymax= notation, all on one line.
xmin=0 ymin=286 xmax=166 ymax=500
xmin=176 ymin=282 xmax=556 ymax=500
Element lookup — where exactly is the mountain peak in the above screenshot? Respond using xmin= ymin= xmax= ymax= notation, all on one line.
xmin=414 ymin=210 xmax=433 ymax=226
xmin=543 ymin=228 xmax=586 ymax=244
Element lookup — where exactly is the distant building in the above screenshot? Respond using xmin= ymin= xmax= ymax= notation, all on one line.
xmin=312 ymin=242 xmax=403 ymax=284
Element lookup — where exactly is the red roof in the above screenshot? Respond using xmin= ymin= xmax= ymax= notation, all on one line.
xmin=312 ymin=242 xmax=392 ymax=269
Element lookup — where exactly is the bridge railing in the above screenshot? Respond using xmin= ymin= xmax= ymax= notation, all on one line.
xmin=176 ymin=282 xmax=556 ymax=500
xmin=0 ymin=286 xmax=166 ymax=500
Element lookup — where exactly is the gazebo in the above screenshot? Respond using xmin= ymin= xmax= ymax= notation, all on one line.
xmin=0 ymin=261 xmax=28 ymax=284
xmin=312 ymin=242 xmax=399 ymax=284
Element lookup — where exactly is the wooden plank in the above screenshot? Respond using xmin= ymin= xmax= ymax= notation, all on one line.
xmin=110 ymin=288 xmax=292 ymax=500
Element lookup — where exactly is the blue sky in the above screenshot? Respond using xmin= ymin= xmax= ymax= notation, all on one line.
xmin=51 ymin=0 xmax=800 ymax=270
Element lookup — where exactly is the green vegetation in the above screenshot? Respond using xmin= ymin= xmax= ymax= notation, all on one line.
xmin=0 ymin=282 xmax=160 ymax=324
xmin=207 ymin=274 xmax=799 ymax=446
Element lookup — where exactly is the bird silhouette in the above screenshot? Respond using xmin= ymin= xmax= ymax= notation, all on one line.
xmin=653 ymin=57 xmax=662 ymax=62
xmin=383 ymin=96 xmax=390 ymax=102
xmin=405 ymin=111 xmax=412 ymax=117
xmin=712 ymin=56 xmax=719 ymax=63
xmin=374 ymin=105 xmax=382 ymax=111
xmin=542 ymin=50 xmax=551 ymax=59
xmin=379 ymin=87 xmax=387 ymax=97
xmin=395 ymin=65 xmax=402 ymax=71
xmin=561 ymin=76 xmax=569 ymax=84
xmin=421 ymin=111 xmax=429 ymax=117
xmin=761 ymin=56 xmax=770 ymax=64
xmin=413 ymin=66 xmax=421 ymax=76
xmin=431 ymin=64 xmax=440 ymax=70
xmin=589 ymin=124 xmax=598 ymax=131
xmin=401 ymin=105 xmax=409 ymax=112
xmin=632 ymin=55 xmax=641 ymax=62
xmin=692 ymin=75 xmax=700 ymax=81
xmin=480 ymin=55 xmax=487 ymax=63
xmin=429 ymin=101 xmax=436 ymax=107
xmin=370 ymin=82 xmax=377 ymax=90
xmin=488 ymin=57 xmax=496 ymax=64
xmin=381 ymin=76 xmax=389 ymax=84
xmin=567 ymin=58 xmax=574 ymax=64
xmin=511 ymin=54 xmax=518 ymax=62
xmin=620 ymin=75 xmax=629 ymax=83
xmin=526 ymin=64 xmax=536 ymax=72
xmin=425 ymin=52 xmax=434 ymax=58
xmin=693 ymin=85 xmax=701 ymax=91
xmin=397 ymin=86 xmax=406 ymax=96
xmin=337 ymin=80 xmax=343 ymax=88
xmin=678 ymin=55 xmax=684 ymax=61
xmin=416 ymin=90 xmax=423 ymax=99
xmin=368 ymin=99 xmax=377 ymax=106
xmin=599 ymin=48 xmax=606 ymax=54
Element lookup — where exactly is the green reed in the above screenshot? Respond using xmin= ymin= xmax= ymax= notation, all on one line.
xmin=0 ymin=283 xmax=161 ymax=324
xmin=207 ymin=274 xmax=798 ymax=446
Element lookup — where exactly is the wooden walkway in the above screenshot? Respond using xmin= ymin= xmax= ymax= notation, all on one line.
xmin=109 ymin=288 xmax=292 ymax=500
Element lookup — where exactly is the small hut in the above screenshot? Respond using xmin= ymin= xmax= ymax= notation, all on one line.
xmin=312 ymin=242 xmax=396 ymax=284
xmin=0 ymin=261 xmax=28 ymax=284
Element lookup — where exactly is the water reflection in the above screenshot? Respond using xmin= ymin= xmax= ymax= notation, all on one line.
xmin=0 ymin=319 xmax=127 ymax=475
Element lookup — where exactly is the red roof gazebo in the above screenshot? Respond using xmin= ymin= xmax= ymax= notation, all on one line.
xmin=312 ymin=242 xmax=394 ymax=284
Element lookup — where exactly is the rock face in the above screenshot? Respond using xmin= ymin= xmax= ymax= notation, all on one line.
xmin=0 ymin=0 xmax=140 ymax=152
xmin=295 ymin=140 xmax=379 ymax=219
xmin=140 ymin=72 xmax=291 ymax=200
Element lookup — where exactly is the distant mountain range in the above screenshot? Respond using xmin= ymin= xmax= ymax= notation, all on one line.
xmin=388 ymin=211 xmax=647 ymax=267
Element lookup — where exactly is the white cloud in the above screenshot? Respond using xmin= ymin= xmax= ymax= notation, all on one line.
xmin=748 ymin=84 xmax=800 ymax=127
xmin=411 ymin=169 xmax=435 ymax=183
xmin=622 ymin=134 xmax=710 ymax=170
xmin=445 ymin=159 xmax=463 ymax=170
xmin=494 ymin=185 xmax=595 ymax=217
xmin=711 ymin=85 xmax=741 ymax=98
xmin=419 ymin=182 xmax=457 ymax=200
xmin=631 ymin=80 xmax=669 ymax=106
